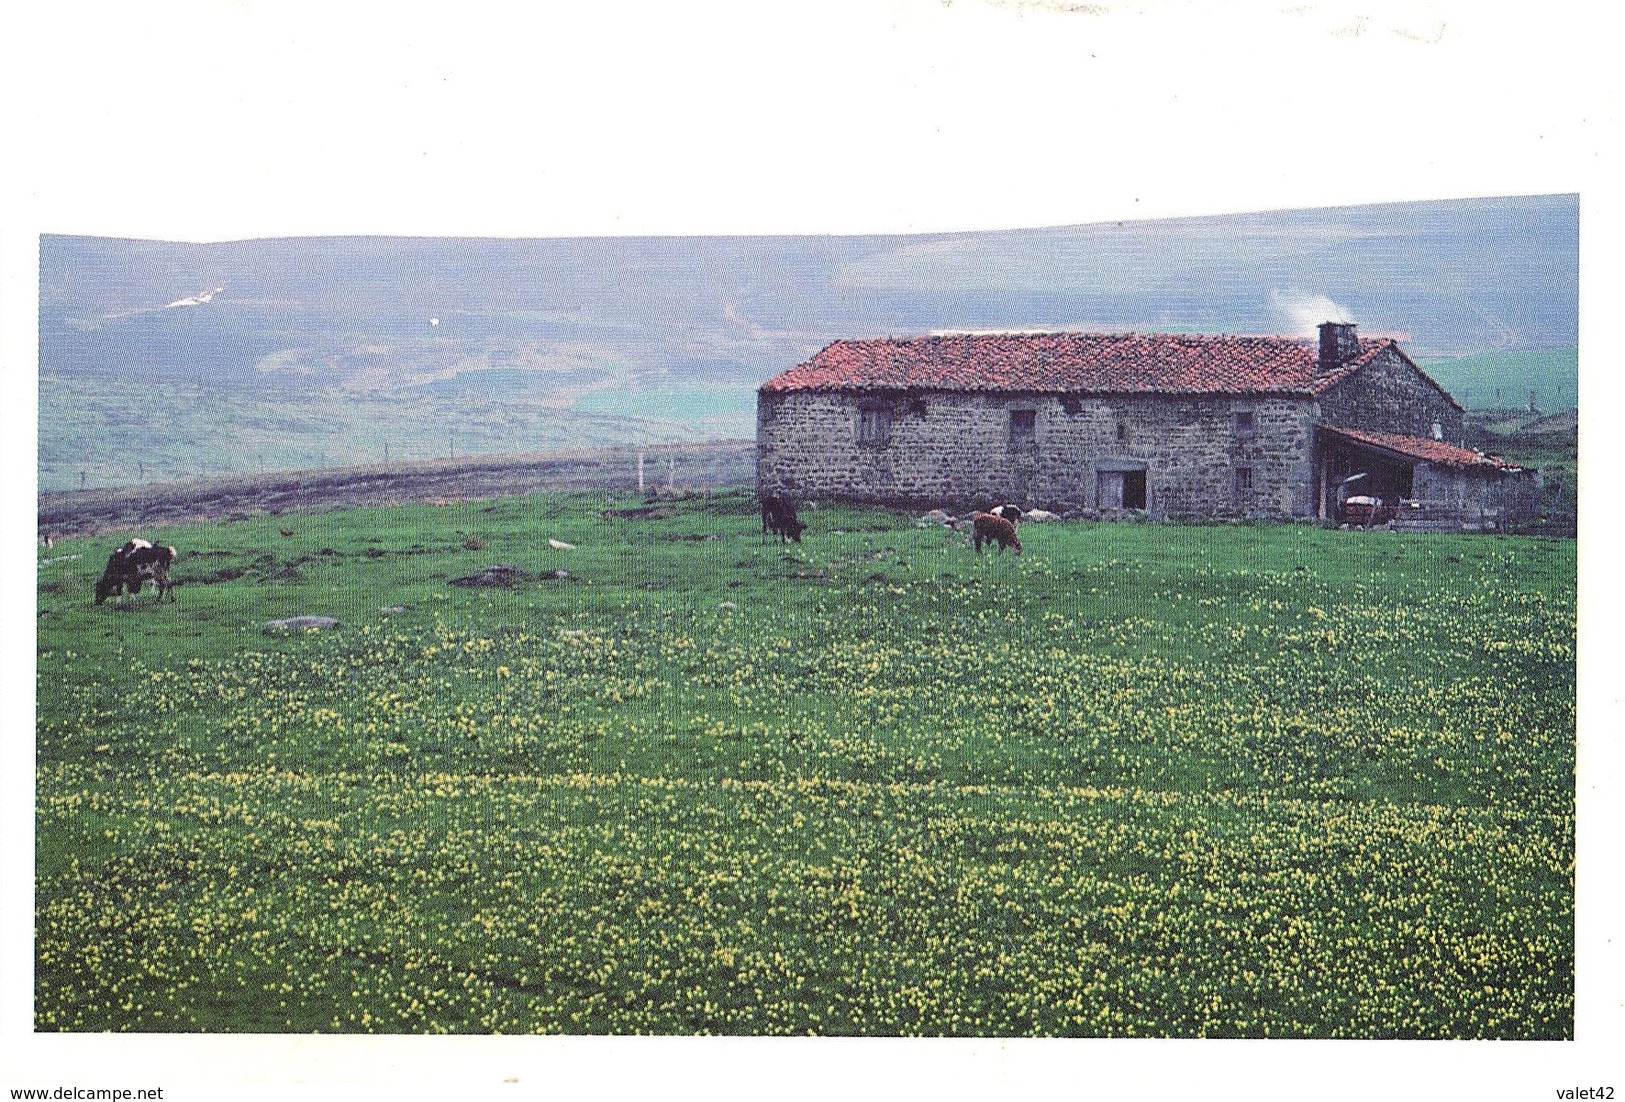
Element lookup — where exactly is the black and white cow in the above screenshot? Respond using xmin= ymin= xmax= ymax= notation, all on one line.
xmin=760 ymin=493 xmax=806 ymax=544
xmin=988 ymin=504 xmax=1023 ymax=526
xmin=94 ymin=539 xmax=177 ymax=603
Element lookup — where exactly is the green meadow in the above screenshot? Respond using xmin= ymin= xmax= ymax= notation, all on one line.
xmin=34 ymin=491 xmax=1575 ymax=1036
xmin=1416 ymin=347 xmax=1579 ymax=414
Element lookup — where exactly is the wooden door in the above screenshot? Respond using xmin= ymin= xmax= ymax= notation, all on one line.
xmin=1097 ymin=470 xmax=1124 ymax=509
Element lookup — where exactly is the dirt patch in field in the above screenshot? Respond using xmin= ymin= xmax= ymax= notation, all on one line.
xmin=38 ymin=441 xmax=755 ymax=538
xmin=183 ymin=567 xmax=248 ymax=586
xmin=603 ymin=506 xmax=678 ymax=520
xmin=449 ymin=564 xmax=530 ymax=588
xmin=362 ymin=545 xmax=459 ymax=559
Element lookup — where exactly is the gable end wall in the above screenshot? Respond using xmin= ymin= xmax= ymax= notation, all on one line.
xmin=1316 ymin=348 xmax=1465 ymax=443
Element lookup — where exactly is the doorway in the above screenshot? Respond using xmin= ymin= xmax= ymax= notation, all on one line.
xmin=1097 ymin=467 xmax=1147 ymax=510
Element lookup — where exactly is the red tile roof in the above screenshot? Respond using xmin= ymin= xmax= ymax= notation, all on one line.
xmin=1321 ymin=425 xmax=1524 ymax=471
xmin=760 ymin=332 xmax=1393 ymax=397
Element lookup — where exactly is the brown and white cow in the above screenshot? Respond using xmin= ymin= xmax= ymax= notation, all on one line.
xmin=970 ymin=512 xmax=1022 ymax=555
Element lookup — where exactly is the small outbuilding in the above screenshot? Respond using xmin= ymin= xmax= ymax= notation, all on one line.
xmin=756 ymin=322 xmax=1537 ymax=531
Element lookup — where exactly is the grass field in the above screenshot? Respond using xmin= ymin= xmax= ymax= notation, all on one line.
xmin=1416 ymin=347 xmax=1579 ymax=414
xmin=33 ymin=491 xmax=1576 ymax=1036
xmin=37 ymin=374 xmax=713 ymax=493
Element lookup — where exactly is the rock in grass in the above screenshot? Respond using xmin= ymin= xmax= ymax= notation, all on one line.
xmin=262 ymin=616 xmax=341 ymax=634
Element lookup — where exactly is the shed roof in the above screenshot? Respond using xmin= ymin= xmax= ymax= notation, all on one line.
xmin=759 ymin=332 xmax=1393 ymax=397
xmin=1320 ymin=425 xmax=1524 ymax=472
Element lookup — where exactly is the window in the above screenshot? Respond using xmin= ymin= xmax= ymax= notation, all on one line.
xmin=1431 ymin=421 xmax=1444 ymax=441
xmin=1234 ymin=466 xmax=1253 ymax=500
xmin=857 ymin=407 xmax=892 ymax=445
xmin=1010 ymin=409 xmax=1037 ymax=446
xmin=1234 ymin=410 xmax=1256 ymax=435
xmin=1116 ymin=421 xmax=1128 ymax=442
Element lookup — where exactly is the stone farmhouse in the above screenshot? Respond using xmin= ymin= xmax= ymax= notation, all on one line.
xmin=755 ymin=322 xmax=1537 ymax=529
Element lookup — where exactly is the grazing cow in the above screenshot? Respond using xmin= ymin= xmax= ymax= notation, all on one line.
xmin=971 ymin=511 xmax=1022 ymax=555
xmin=760 ymin=493 xmax=806 ymax=544
xmin=988 ymin=504 xmax=1023 ymax=526
xmin=94 ymin=540 xmax=177 ymax=603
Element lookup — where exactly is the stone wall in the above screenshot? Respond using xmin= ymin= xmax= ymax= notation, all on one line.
xmin=1413 ymin=463 xmax=1543 ymax=517
xmin=757 ymin=388 xmax=1319 ymax=516
xmin=1317 ymin=348 xmax=1465 ymax=443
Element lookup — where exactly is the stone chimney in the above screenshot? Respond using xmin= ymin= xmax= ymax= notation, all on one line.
xmin=1317 ymin=321 xmax=1359 ymax=371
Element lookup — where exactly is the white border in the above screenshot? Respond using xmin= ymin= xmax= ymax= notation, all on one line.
xmin=3 ymin=3 xmax=1617 ymax=1099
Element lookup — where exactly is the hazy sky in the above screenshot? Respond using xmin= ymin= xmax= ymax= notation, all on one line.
xmin=0 ymin=2 xmax=1610 ymax=241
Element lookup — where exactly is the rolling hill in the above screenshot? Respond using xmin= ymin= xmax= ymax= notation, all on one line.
xmin=39 ymin=195 xmax=1578 ymax=491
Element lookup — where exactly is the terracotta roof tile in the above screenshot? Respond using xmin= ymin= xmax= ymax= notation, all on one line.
xmin=1321 ymin=425 xmax=1524 ymax=471
xmin=760 ymin=332 xmax=1390 ymax=397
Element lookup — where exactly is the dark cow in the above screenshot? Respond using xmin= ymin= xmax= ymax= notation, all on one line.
xmin=971 ymin=511 xmax=1022 ymax=555
xmin=94 ymin=539 xmax=177 ymax=604
xmin=988 ymin=504 xmax=1023 ymax=526
xmin=760 ymin=493 xmax=806 ymax=544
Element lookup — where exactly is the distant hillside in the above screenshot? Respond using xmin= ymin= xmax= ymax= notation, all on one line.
xmin=37 ymin=372 xmax=731 ymax=492
xmin=39 ymin=196 xmax=1577 ymax=490
xmin=1511 ymin=408 xmax=1580 ymax=440
xmin=1458 ymin=403 xmax=1577 ymax=539
xmin=1415 ymin=348 xmax=1579 ymax=412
